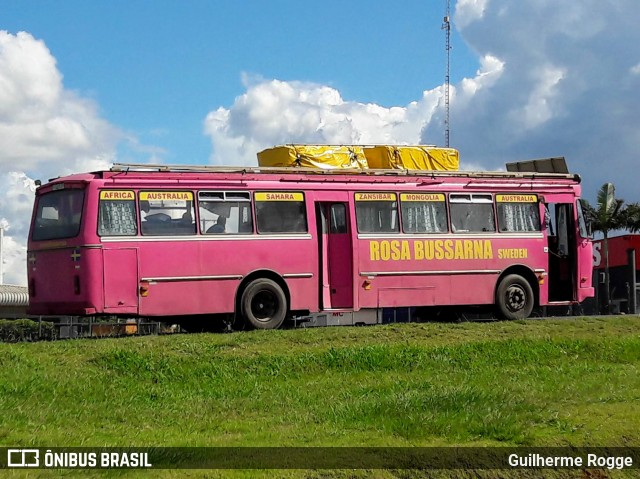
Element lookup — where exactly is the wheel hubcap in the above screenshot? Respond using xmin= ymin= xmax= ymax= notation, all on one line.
xmin=251 ymin=290 xmax=277 ymax=321
xmin=506 ymin=285 xmax=526 ymax=312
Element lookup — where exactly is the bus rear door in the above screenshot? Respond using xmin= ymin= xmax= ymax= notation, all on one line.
xmin=103 ymin=248 xmax=139 ymax=314
xmin=316 ymin=196 xmax=353 ymax=309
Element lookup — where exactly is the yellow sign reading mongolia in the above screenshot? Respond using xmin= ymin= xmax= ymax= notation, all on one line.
xmin=496 ymin=194 xmax=537 ymax=203
xmin=140 ymin=191 xmax=193 ymax=201
xmin=355 ymin=192 xmax=397 ymax=201
xmin=400 ymin=193 xmax=445 ymax=202
xmin=100 ymin=190 xmax=134 ymax=200
xmin=255 ymin=192 xmax=304 ymax=201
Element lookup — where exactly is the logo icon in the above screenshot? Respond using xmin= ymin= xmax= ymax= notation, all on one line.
xmin=7 ymin=449 xmax=40 ymax=468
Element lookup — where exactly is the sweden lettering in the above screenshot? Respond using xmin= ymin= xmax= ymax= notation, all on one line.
xmin=370 ymin=239 xmax=494 ymax=261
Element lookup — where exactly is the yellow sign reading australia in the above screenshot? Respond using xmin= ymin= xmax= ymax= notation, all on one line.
xmin=496 ymin=194 xmax=537 ymax=203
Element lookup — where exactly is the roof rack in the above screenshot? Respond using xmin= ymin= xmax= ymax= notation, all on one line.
xmin=110 ymin=161 xmax=578 ymax=180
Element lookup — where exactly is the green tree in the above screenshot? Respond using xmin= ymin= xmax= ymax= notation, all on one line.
xmin=624 ymin=202 xmax=640 ymax=233
xmin=582 ymin=183 xmax=627 ymax=313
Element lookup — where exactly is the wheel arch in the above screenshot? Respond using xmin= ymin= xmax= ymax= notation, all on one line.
xmin=234 ymin=269 xmax=291 ymax=318
xmin=495 ymin=265 xmax=540 ymax=307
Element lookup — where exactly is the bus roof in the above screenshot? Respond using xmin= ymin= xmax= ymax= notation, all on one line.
xmin=107 ymin=161 xmax=580 ymax=182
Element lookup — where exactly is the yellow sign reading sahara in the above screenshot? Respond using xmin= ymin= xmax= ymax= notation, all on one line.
xmin=255 ymin=192 xmax=304 ymax=201
xmin=100 ymin=190 xmax=135 ymax=200
xmin=496 ymin=194 xmax=537 ymax=203
xmin=140 ymin=191 xmax=193 ymax=201
xmin=369 ymin=239 xmax=529 ymax=261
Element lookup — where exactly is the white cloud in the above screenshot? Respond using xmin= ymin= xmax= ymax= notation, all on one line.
xmin=455 ymin=0 xmax=489 ymax=28
xmin=420 ymin=0 xmax=640 ymax=201
xmin=204 ymin=78 xmax=443 ymax=166
xmin=0 ymin=31 xmax=122 ymax=285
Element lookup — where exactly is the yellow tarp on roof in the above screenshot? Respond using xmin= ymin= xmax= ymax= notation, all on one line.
xmin=363 ymin=145 xmax=459 ymax=171
xmin=257 ymin=145 xmax=368 ymax=170
xmin=257 ymin=145 xmax=459 ymax=171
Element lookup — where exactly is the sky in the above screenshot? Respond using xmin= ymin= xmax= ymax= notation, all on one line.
xmin=1 ymin=0 xmax=640 ymax=285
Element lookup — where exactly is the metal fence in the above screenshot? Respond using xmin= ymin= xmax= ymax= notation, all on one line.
xmin=52 ymin=317 xmax=165 ymax=339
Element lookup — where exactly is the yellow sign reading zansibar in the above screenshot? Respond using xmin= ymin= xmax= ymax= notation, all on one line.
xmin=355 ymin=192 xmax=397 ymax=201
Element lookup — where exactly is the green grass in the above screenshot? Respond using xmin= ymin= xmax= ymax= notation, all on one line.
xmin=1 ymin=316 xmax=639 ymax=478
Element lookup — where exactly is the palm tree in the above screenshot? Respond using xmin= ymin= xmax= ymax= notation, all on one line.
xmin=624 ymin=202 xmax=640 ymax=233
xmin=582 ymin=183 xmax=627 ymax=314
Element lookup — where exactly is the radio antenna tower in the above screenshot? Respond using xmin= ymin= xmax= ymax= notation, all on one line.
xmin=442 ymin=0 xmax=451 ymax=147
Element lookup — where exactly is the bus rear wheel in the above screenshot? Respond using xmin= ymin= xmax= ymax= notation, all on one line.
xmin=240 ymin=278 xmax=287 ymax=329
xmin=496 ymin=274 xmax=534 ymax=320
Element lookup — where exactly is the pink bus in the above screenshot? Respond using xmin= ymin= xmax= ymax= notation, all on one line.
xmin=27 ymin=162 xmax=594 ymax=329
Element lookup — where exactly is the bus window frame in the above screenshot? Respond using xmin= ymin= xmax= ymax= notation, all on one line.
xmin=449 ymin=193 xmax=496 ymax=233
xmin=495 ymin=193 xmax=541 ymax=233
xmin=32 ymin=187 xmax=86 ymax=241
xmin=254 ymin=191 xmax=308 ymax=235
xmin=198 ymin=190 xmax=254 ymax=235
xmin=399 ymin=192 xmax=448 ymax=234
xmin=97 ymin=190 xmax=138 ymax=237
xmin=138 ymin=190 xmax=196 ymax=236
xmin=355 ymin=192 xmax=400 ymax=234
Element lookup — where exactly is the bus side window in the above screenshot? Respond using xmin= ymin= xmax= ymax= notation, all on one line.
xmin=255 ymin=192 xmax=307 ymax=234
xmin=98 ymin=190 xmax=137 ymax=237
xmin=139 ymin=191 xmax=196 ymax=236
xmin=496 ymin=195 xmax=540 ymax=232
xmin=199 ymin=191 xmax=253 ymax=234
xmin=400 ymin=193 xmax=447 ymax=233
xmin=355 ymin=193 xmax=399 ymax=233
xmin=449 ymin=194 xmax=495 ymax=233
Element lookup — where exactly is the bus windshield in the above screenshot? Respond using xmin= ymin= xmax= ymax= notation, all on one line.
xmin=32 ymin=188 xmax=85 ymax=241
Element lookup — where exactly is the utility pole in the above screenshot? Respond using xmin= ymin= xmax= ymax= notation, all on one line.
xmin=442 ymin=0 xmax=451 ymax=147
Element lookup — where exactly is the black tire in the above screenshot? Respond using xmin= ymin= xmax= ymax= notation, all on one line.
xmin=495 ymin=274 xmax=534 ymax=320
xmin=240 ymin=278 xmax=287 ymax=329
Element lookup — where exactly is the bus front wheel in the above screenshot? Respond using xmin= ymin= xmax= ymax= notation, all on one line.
xmin=496 ymin=274 xmax=534 ymax=320
xmin=240 ymin=278 xmax=287 ymax=329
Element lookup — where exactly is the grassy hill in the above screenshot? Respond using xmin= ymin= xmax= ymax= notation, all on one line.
xmin=1 ymin=316 xmax=639 ymax=478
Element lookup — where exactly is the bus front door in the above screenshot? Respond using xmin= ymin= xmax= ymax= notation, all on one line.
xmin=318 ymin=202 xmax=353 ymax=309
xmin=546 ymin=202 xmax=576 ymax=302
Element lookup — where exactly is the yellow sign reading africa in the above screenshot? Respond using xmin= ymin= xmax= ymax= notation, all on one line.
xmin=100 ymin=190 xmax=134 ymax=200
